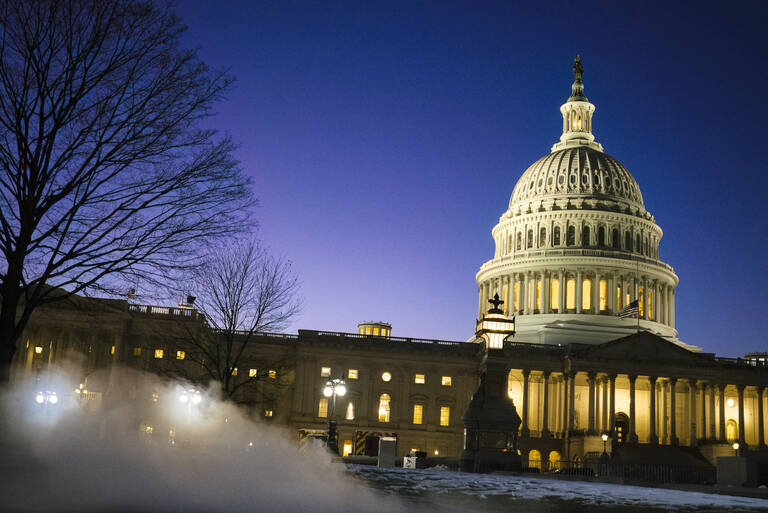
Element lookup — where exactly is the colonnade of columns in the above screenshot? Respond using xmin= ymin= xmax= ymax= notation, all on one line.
xmin=512 ymin=369 xmax=767 ymax=449
xmin=479 ymin=270 xmax=676 ymax=327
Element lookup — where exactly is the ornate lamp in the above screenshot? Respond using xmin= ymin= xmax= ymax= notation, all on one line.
xmin=475 ymin=294 xmax=515 ymax=349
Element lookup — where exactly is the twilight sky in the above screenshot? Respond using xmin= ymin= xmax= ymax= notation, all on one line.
xmin=178 ymin=1 xmax=767 ymax=357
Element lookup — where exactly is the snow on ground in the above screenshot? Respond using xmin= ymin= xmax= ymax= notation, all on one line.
xmin=349 ymin=465 xmax=768 ymax=512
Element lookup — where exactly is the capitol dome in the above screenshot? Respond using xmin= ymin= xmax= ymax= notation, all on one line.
xmin=476 ymin=56 xmax=695 ymax=350
xmin=508 ymin=147 xmax=644 ymax=213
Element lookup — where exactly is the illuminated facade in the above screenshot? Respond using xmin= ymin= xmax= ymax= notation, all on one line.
xmin=477 ymin=56 xmax=693 ymax=349
xmin=8 ymin=57 xmax=768 ymax=472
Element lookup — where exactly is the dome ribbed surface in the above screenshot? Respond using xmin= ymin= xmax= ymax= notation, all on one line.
xmin=509 ymin=147 xmax=644 ymax=210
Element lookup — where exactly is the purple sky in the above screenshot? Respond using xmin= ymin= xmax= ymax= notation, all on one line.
xmin=177 ymin=1 xmax=768 ymax=357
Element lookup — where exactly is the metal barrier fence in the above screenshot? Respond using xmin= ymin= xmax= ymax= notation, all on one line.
xmin=526 ymin=458 xmax=716 ymax=484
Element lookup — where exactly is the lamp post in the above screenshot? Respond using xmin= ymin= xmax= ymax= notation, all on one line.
xmin=322 ymin=378 xmax=346 ymax=455
xmin=601 ymin=433 xmax=609 ymax=455
xmin=179 ymin=388 xmax=203 ymax=421
xmin=34 ymin=390 xmax=59 ymax=406
xmin=732 ymin=442 xmax=740 ymax=456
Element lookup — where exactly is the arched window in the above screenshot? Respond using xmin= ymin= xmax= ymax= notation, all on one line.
xmin=378 ymin=394 xmax=391 ymax=423
xmin=582 ymin=225 xmax=590 ymax=246
xmin=612 ymin=229 xmax=620 ymax=249
xmin=567 ymin=226 xmax=575 ymax=246
xmin=528 ymin=449 xmax=542 ymax=470
xmin=598 ymin=226 xmax=605 ymax=246
xmin=582 ymin=279 xmax=592 ymax=311
xmin=539 ymin=227 xmax=546 ymax=247
xmin=527 ymin=229 xmax=533 ymax=248
xmin=507 ymin=233 xmax=513 ymax=254
xmin=726 ymin=419 xmax=738 ymax=441
xmin=550 ymin=279 xmax=560 ymax=311
xmin=346 ymin=401 xmax=355 ymax=420
xmin=636 ymin=234 xmax=641 ymax=252
xmin=553 ymin=226 xmax=561 ymax=246
xmin=516 ymin=232 xmax=522 ymax=251
xmin=599 ymin=280 xmax=607 ymax=311
xmin=625 ymin=231 xmax=631 ymax=251
xmin=548 ymin=450 xmax=561 ymax=471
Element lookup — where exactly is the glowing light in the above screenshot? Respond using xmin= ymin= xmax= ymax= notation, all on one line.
xmin=191 ymin=393 xmax=202 ymax=405
xmin=179 ymin=394 xmax=189 ymax=403
xmin=727 ymin=398 xmax=735 ymax=408
xmin=48 ymin=394 xmax=58 ymax=404
xmin=507 ymin=390 xmax=515 ymax=401
xmin=601 ymin=433 xmax=608 ymax=441
xmin=381 ymin=372 xmax=391 ymax=382
xmin=35 ymin=393 xmax=44 ymax=404
xmin=336 ymin=385 xmax=346 ymax=397
xmin=34 ymin=346 xmax=43 ymax=354
xmin=323 ymin=386 xmax=333 ymax=397
xmin=733 ymin=442 xmax=740 ymax=451
xmin=434 ymin=450 xmax=439 ymax=455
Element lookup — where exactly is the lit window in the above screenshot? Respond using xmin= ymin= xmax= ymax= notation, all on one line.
xmin=154 ymin=349 xmax=164 ymax=359
xmin=638 ymin=286 xmax=644 ymax=317
xmin=176 ymin=350 xmax=185 ymax=360
xmin=373 ymin=327 xmax=379 ymax=336
xmin=536 ymin=280 xmax=542 ymax=310
xmin=34 ymin=346 xmax=43 ymax=354
xmin=513 ymin=283 xmax=519 ymax=311
xmin=264 ymin=410 xmax=273 ymax=417
xmin=378 ymin=394 xmax=391 ymax=422
xmin=348 ymin=369 xmax=358 ymax=380
xmin=414 ymin=374 xmax=425 ymax=384
xmin=582 ymin=279 xmax=591 ymax=310
xmin=133 ymin=346 xmax=142 ymax=356
xmin=440 ymin=406 xmax=450 ymax=426
xmin=365 ymin=327 xmax=371 ymax=334
xmin=110 ymin=345 xmax=115 ymax=355
xmin=381 ymin=371 xmax=391 ymax=382
xmin=249 ymin=368 xmax=258 ymax=378
xmin=413 ymin=404 xmax=423 ymax=425
xmin=566 ymin=279 xmax=576 ymax=309
xmin=550 ymin=279 xmax=560 ymax=310
xmin=346 ymin=401 xmax=355 ymax=420
xmin=342 ymin=440 xmax=353 ymax=457
xmin=231 ymin=367 xmax=238 ymax=376
xmin=359 ymin=327 xmax=365 ymax=334
xmin=441 ymin=376 xmax=452 ymax=386
xmin=321 ymin=366 xmax=331 ymax=377
xmin=599 ymin=280 xmax=607 ymax=311
xmin=318 ymin=398 xmax=328 ymax=418
xmin=268 ymin=369 xmax=277 ymax=379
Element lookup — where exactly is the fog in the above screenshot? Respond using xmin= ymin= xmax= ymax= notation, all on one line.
xmin=0 ymin=365 xmax=402 ymax=513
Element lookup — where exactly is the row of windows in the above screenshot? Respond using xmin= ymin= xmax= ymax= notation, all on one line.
xmin=320 ymin=367 xmax=452 ymax=386
xmin=495 ymin=279 xmax=659 ymax=319
xmin=498 ymin=225 xmax=658 ymax=258
xmin=318 ymin=395 xmax=450 ymax=426
xmin=357 ymin=326 xmax=391 ymax=337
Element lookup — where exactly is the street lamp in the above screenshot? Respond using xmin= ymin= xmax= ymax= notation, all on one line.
xmin=732 ymin=442 xmax=740 ymax=456
xmin=35 ymin=390 xmax=58 ymax=405
xmin=601 ymin=433 xmax=609 ymax=455
xmin=322 ymin=378 xmax=346 ymax=455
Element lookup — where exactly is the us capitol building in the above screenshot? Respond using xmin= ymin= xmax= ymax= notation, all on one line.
xmin=11 ymin=58 xmax=768 ymax=475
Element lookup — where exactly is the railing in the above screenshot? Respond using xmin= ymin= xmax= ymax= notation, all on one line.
xmin=127 ymin=304 xmax=204 ymax=319
xmin=479 ymin=248 xmax=676 ymax=274
xmin=303 ymin=330 xmax=472 ymax=346
xmin=526 ymin=458 xmax=716 ymax=484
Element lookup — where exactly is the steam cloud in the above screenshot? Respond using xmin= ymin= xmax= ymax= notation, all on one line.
xmin=0 ymin=364 xmax=402 ymax=513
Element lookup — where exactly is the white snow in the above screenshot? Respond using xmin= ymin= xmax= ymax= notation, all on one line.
xmin=349 ymin=465 xmax=768 ymax=511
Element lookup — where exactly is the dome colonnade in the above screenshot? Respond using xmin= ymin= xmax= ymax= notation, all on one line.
xmin=477 ymin=56 xmax=681 ymax=346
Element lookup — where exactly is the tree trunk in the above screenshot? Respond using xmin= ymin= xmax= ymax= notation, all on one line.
xmin=0 ymin=305 xmax=20 ymax=385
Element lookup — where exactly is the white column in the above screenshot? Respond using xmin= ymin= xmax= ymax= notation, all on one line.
xmin=523 ymin=273 xmax=530 ymax=315
xmin=575 ymin=270 xmax=583 ymax=314
xmin=558 ymin=269 xmax=566 ymax=312
xmin=594 ymin=271 xmax=601 ymax=313
xmin=543 ymin=271 xmax=550 ymax=314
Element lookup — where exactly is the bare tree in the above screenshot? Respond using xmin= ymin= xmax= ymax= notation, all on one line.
xmin=174 ymin=241 xmax=302 ymax=400
xmin=0 ymin=0 xmax=253 ymax=382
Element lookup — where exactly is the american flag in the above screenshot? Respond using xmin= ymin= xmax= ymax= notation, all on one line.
xmin=619 ymin=300 xmax=639 ymax=319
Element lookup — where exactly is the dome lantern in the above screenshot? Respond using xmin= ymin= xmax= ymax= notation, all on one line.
xmin=552 ymin=56 xmax=603 ymax=153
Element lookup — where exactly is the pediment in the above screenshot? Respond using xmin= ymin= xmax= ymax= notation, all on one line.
xmin=575 ymin=331 xmax=702 ymax=365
